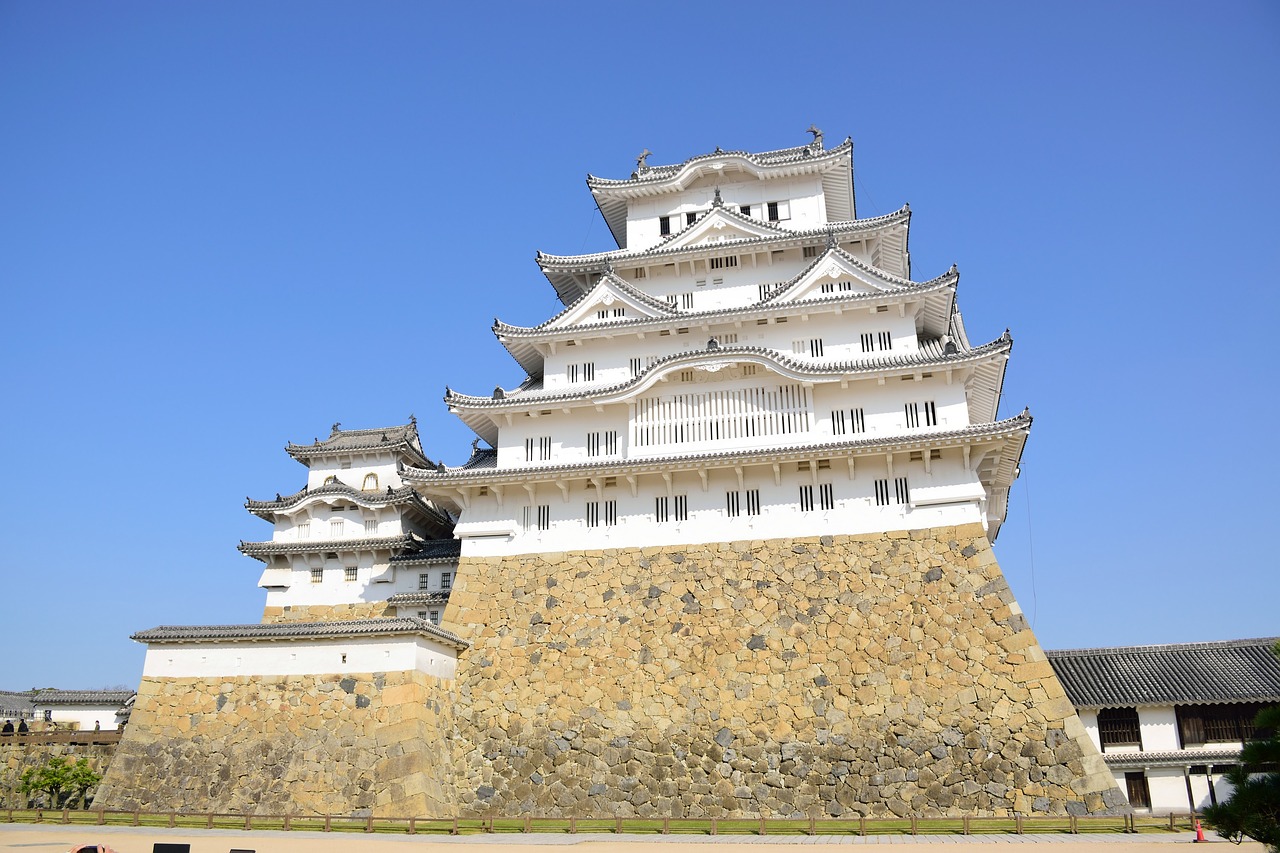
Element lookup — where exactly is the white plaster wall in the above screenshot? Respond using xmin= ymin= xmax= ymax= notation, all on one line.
xmin=305 ymin=454 xmax=404 ymax=491
xmin=1077 ymin=709 xmax=1101 ymax=752
xmin=454 ymin=456 xmax=986 ymax=557
xmin=141 ymin=635 xmax=458 ymax=680
xmin=540 ymin=305 xmax=924 ymax=392
xmin=1139 ymin=706 xmax=1181 ymax=752
xmin=39 ymin=705 xmax=124 ymax=730
xmin=1146 ymin=768 xmax=1190 ymax=812
xmin=625 ymin=174 xmax=826 ymax=250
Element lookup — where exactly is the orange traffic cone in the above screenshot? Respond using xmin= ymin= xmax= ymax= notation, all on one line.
xmin=1195 ymin=819 xmax=1206 ymax=842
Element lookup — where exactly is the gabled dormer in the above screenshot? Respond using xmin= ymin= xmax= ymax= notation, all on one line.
xmin=656 ymin=194 xmax=788 ymax=251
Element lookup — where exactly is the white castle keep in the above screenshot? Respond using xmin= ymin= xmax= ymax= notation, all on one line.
xmin=102 ymin=132 xmax=1134 ymax=819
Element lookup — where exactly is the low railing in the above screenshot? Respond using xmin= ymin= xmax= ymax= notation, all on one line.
xmin=0 ymin=730 xmax=122 ymax=745
xmin=0 ymin=807 xmax=1206 ymax=836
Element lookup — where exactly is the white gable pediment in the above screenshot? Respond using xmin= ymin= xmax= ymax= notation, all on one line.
xmin=660 ymin=207 xmax=782 ymax=251
xmin=545 ymin=275 xmax=673 ymax=329
xmin=769 ymin=251 xmax=893 ymax=304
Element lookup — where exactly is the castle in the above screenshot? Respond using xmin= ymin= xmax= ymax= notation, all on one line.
xmin=95 ymin=131 xmax=1128 ymax=818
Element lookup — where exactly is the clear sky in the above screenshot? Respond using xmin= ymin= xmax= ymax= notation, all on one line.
xmin=2 ymin=1 xmax=1277 ymax=690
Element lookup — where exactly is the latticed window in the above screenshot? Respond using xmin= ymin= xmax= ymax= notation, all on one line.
xmin=1178 ymin=703 xmax=1266 ymax=746
xmin=419 ymin=573 xmax=431 ymax=590
xmin=1098 ymin=707 xmax=1142 ymax=749
xmin=310 ymin=567 xmax=323 ymax=584
xmin=344 ymin=566 xmax=357 ymax=582
xmin=633 ymin=384 xmax=811 ymax=448
xmin=362 ymin=473 xmax=378 ymax=491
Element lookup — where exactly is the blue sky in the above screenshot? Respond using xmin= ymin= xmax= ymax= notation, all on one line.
xmin=2 ymin=1 xmax=1277 ymax=689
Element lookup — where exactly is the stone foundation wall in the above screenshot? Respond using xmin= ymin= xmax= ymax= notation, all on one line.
xmin=262 ymin=602 xmax=391 ymax=623
xmin=444 ymin=524 xmax=1124 ymax=818
xmin=95 ymin=670 xmax=457 ymax=817
xmin=0 ymin=739 xmax=116 ymax=809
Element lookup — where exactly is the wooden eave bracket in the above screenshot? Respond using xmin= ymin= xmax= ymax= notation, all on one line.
xmin=556 ymin=480 xmax=570 ymax=502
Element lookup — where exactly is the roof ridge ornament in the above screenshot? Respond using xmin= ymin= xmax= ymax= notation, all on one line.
xmin=331 ymin=422 xmax=341 ymax=435
xmin=807 ymin=125 xmax=824 ymax=150
xmin=712 ymin=187 xmax=723 ymax=207
xmin=826 ymin=228 xmax=837 ymax=250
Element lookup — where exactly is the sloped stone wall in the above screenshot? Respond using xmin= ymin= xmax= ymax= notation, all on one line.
xmin=443 ymin=523 xmax=1125 ymax=817
xmin=95 ymin=670 xmax=457 ymax=817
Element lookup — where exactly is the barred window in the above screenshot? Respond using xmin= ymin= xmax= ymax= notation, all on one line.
xmin=587 ymin=430 xmax=618 ymax=457
xmin=419 ymin=573 xmax=431 ymax=590
xmin=726 ymin=491 xmax=741 ymax=518
xmin=525 ymin=436 xmax=552 ymax=462
xmin=522 ymin=504 xmax=550 ymax=531
xmin=674 ymin=494 xmax=688 ymax=521
xmin=441 ymin=572 xmax=452 ymax=591
xmin=799 ymin=485 xmax=814 ymax=512
xmin=310 ymin=567 xmax=324 ymax=584
xmin=1098 ymin=707 xmax=1142 ymax=749
xmin=819 ymin=483 xmax=834 ymax=510
xmin=659 ymin=215 xmax=671 ymax=235
xmin=746 ymin=489 xmax=760 ymax=516
xmin=831 ymin=408 xmax=866 ymax=435
xmin=655 ymin=496 xmax=669 ymax=523
xmin=905 ymin=401 xmax=938 ymax=428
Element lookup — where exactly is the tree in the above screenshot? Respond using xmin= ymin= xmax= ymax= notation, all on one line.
xmin=17 ymin=757 xmax=102 ymax=809
xmin=1203 ymin=704 xmax=1280 ymax=850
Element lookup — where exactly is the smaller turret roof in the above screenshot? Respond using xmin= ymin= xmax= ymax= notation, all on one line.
xmin=237 ymin=533 xmax=420 ymax=562
xmin=285 ymin=420 xmax=432 ymax=468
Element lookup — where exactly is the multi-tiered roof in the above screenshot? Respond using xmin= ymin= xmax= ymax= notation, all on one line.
xmin=408 ymin=132 xmax=1028 ymax=542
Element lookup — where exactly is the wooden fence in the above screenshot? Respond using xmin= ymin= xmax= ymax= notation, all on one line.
xmin=1 ymin=807 xmax=1205 ymax=836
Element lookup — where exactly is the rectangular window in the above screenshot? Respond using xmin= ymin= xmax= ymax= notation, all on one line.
xmin=739 ymin=204 xmax=751 ymax=216
xmin=522 ymin=504 xmax=551 ymax=531
xmin=296 ymin=521 xmax=310 ymax=540
xmin=799 ymin=485 xmax=814 ymax=512
xmin=329 ymin=519 xmax=343 ymax=538
xmin=860 ymin=331 xmax=894 ymax=353
xmin=597 ymin=309 xmax=609 ymax=320
xmin=587 ymin=430 xmax=618 ymax=457
xmin=803 ymin=245 xmax=819 ymax=258
xmin=633 ymin=383 xmax=811 ymax=448
xmin=746 ymin=489 xmax=760 ymax=516
xmin=666 ymin=294 xmax=678 ymax=307
xmin=567 ymin=363 xmax=593 ymax=383
xmin=364 ymin=518 xmax=377 ymax=535
xmin=674 ymin=494 xmax=688 ymax=521
xmin=686 ymin=211 xmax=697 ymax=226
xmin=440 ymin=572 xmax=452 ymax=590
xmin=708 ymin=256 xmax=738 ymax=270
xmin=525 ymin=436 xmax=552 ymax=462
xmin=758 ymin=284 xmax=771 ymax=301
xmin=718 ymin=333 xmax=738 ymax=344
xmin=820 ymin=281 xmax=854 ymax=294
xmin=726 ymin=491 xmax=741 ymax=518
xmin=832 ymin=409 xmax=866 ymax=435
xmin=767 ymin=201 xmax=779 ymax=221
xmin=586 ymin=500 xmax=617 ymax=528
xmin=428 ymin=610 xmax=441 ymax=625
xmin=419 ymin=572 xmax=431 ymax=590
xmin=792 ymin=338 xmax=823 ymax=357
xmin=417 ymin=610 xmax=427 ymax=619
xmin=344 ymin=566 xmax=358 ymax=582
xmin=904 ymin=402 xmax=937 ymax=428
xmin=894 ymin=477 xmax=910 ymax=505
xmin=874 ymin=479 xmax=890 ymax=507
xmin=633 ymin=267 xmax=646 ymax=279
xmin=820 ymin=483 xmax=834 ymax=510
xmin=655 ymin=496 xmax=669 ymax=523
xmin=659 ymin=215 xmax=671 ymax=235
xmin=681 ymin=293 xmax=694 ymax=310
xmin=311 ymin=567 xmax=324 ymax=584
xmin=613 ymin=308 xmax=625 ymax=317
xmin=629 ymin=357 xmax=642 ymax=377
xmin=1098 ymin=707 xmax=1142 ymax=749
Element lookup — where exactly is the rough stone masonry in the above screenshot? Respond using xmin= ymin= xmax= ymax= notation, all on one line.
xmin=97 ymin=523 xmax=1126 ymax=817
xmin=444 ymin=524 xmax=1125 ymax=817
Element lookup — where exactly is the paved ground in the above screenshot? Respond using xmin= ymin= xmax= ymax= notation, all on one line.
xmin=0 ymin=824 xmax=1267 ymax=853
